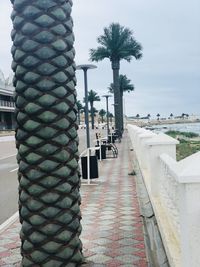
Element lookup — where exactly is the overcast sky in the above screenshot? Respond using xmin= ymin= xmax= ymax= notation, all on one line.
xmin=0 ymin=0 xmax=200 ymax=118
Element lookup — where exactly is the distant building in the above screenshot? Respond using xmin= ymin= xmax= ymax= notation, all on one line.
xmin=0 ymin=70 xmax=15 ymax=130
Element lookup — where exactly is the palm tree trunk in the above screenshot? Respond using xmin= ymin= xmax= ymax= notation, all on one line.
xmin=11 ymin=0 xmax=83 ymax=266
xmin=78 ymin=111 xmax=81 ymax=125
xmin=91 ymin=103 xmax=94 ymax=129
xmin=120 ymin=91 xmax=124 ymax=131
xmin=112 ymin=60 xmax=122 ymax=134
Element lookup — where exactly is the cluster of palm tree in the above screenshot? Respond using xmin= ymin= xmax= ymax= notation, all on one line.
xmin=90 ymin=23 xmax=143 ymax=135
xmin=157 ymin=113 xmax=161 ymax=120
xmin=88 ymin=90 xmax=100 ymax=129
xmin=77 ymin=89 xmax=113 ymax=128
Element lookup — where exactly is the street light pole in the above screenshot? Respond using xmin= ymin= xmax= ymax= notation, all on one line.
xmin=102 ymin=95 xmax=112 ymax=137
xmin=76 ymin=64 xmax=97 ymax=148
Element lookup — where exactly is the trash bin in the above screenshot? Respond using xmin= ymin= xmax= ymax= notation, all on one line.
xmin=95 ymin=145 xmax=106 ymax=159
xmin=81 ymin=155 xmax=99 ymax=179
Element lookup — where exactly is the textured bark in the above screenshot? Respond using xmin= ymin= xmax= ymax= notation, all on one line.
xmin=112 ymin=61 xmax=122 ymax=133
xmin=90 ymin=103 xmax=94 ymax=129
xmin=120 ymin=91 xmax=124 ymax=131
xmin=11 ymin=0 xmax=83 ymax=266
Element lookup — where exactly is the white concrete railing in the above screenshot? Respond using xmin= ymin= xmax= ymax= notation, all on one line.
xmin=128 ymin=124 xmax=200 ymax=267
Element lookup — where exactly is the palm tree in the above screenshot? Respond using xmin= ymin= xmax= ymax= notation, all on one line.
xmin=181 ymin=113 xmax=185 ymax=119
xmin=170 ymin=113 xmax=173 ymax=120
xmin=147 ymin=114 xmax=151 ymax=122
xmin=85 ymin=90 xmax=100 ymax=129
xmin=90 ymin=23 xmax=142 ymax=134
xmin=99 ymin=109 xmax=106 ymax=123
xmin=108 ymin=112 xmax=114 ymax=124
xmin=81 ymin=106 xmax=86 ymax=125
xmin=136 ymin=114 xmax=140 ymax=122
xmin=108 ymin=74 xmax=134 ymax=130
xmin=77 ymin=100 xmax=83 ymax=125
xmin=11 ymin=1 xmax=83 ymax=265
xmin=157 ymin=113 xmax=161 ymax=120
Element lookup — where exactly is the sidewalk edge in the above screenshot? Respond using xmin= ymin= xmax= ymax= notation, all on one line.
xmin=0 ymin=211 xmax=19 ymax=234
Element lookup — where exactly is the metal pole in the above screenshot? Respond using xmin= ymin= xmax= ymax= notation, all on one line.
xmin=102 ymin=95 xmax=112 ymax=137
xmin=106 ymin=96 xmax=109 ymax=136
xmin=87 ymin=148 xmax=91 ymax=185
xmin=83 ymin=68 xmax=90 ymax=148
xmin=77 ymin=64 xmax=97 ymax=148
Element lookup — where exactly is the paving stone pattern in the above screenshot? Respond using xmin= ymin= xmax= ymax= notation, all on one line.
xmin=81 ymin=133 xmax=147 ymax=267
xmin=0 ymin=133 xmax=147 ymax=266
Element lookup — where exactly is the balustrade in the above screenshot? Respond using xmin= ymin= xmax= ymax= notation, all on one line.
xmin=0 ymin=100 xmax=15 ymax=108
xmin=128 ymin=124 xmax=200 ymax=267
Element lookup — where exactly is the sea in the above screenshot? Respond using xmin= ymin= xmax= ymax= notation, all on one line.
xmin=150 ymin=122 xmax=200 ymax=135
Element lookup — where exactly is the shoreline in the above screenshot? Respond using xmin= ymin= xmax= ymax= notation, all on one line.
xmin=127 ymin=119 xmax=200 ymax=127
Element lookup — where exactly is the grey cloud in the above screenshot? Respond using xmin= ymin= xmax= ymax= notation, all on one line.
xmin=0 ymin=0 xmax=199 ymax=117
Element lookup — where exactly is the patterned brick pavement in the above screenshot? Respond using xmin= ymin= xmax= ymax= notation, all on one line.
xmin=0 ymin=133 xmax=147 ymax=266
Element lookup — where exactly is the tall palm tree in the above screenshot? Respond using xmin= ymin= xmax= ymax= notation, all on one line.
xmin=99 ymin=109 xmax=106 ymax=123
xmin=77 ymin=100 xmax=83 ymax=125
xmin=147 ymin=114 xmax=151 ymax=122
xmin=181 ymin=113 xmax=185 ymax=119
xmin=136 ymin=114 xmax=140 ymax=122
xmin=108 ymin=74 xmax=134 ymax=130
xmin=11 ymin=0 xmax=83 ymax=265
xmin=87 ymin=90 xmax=100 ymax=129
xmin=90 ymin=107 xmax=98 ymax=116
xmin=90 ymin=107 xmax=98 ymax=126
xmin=157 ymin=113 xmax=161 ymax=120
xmin=90 ymin=23 xmax=142 ymax=134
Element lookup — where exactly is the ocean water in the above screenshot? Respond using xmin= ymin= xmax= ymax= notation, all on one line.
xmin=151 ymin=122 xmax=200 ymax=135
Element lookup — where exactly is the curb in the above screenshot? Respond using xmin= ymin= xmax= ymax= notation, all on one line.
xmin=0 ymin=211 xmax=19 ymax=234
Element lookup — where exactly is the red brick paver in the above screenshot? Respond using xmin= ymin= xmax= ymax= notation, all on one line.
xmin=0 ymin=133 xmax=148 ymax=266
xmin=81 ymin=133 xmax=147 ymax=266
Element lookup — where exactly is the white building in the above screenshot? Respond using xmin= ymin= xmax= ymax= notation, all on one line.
xmin=0 ymin=70 xmax=15 ymax=130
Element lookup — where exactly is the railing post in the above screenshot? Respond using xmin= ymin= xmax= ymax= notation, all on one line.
xmin=137 ymin=131 xmax=156 ymax=170
xmin=176 ymin=152 xmax=200 ymax=267
xmin=145 ymin=133 xmax=179 ymax=197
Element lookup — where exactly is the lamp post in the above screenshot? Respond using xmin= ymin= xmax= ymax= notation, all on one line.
xmin=102 ymin=95 xmax=112 ymax=136
xmin=76 ymin=64 xmax=97 ymax=148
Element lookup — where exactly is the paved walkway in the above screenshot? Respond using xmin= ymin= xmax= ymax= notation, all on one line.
xmin=0 ymin=133 xmax=148 ymax=266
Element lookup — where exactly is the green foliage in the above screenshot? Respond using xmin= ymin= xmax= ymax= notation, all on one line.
xmin=99 ymin=109 xmax=106 ymax=117
xmin=86 ymin=90 xmax=100 ymax=129
xmin=176 ymin=141 xmax=200 ymax=161
xmin=90 ymin=23 xmax=143 ymax=62
xmin=165 ymin=130 xmax=200 ymax=161
xmin=90 ymin=22 xmax=142 ymax=132
xmin=89 ymin=107 xmax=98 ymax=116
xmin=88 ymin=90 xmax=100 ymax=103
xmin=166 ymin=130 xmax=199 ymax=138
xmin=108 ymin=74 xmax=134 ymax=95
xmin=76 ymin=100 xmax=83 ymax=111
xmin=99 ymin=109 xmax=106 ymax=122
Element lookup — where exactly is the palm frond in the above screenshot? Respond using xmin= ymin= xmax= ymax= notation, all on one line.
xmin=89 ymin=47 xmax=110 ymax=62
xmin=108 ymin=83 xmax=114 ymax=94
xmin=108 ymin=74 xmax=134 ymax=95
xmin=90 ymin=22 xmax=143 ymax=63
